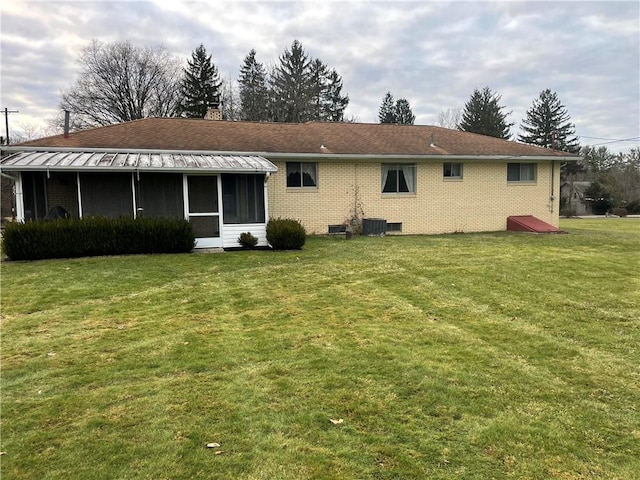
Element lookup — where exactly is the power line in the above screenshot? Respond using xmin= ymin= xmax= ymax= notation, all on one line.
xmin=579 ymin=135 xmax=639 ymax=141
xmin=579 ymin=135 xmax=640 ymax=147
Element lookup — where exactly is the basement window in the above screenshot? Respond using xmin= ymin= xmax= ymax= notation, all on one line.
xmin=386 ymin=222 xmax=402 ymax=232
xmin=328 ymin=224 xmax=347 ymax=234
xmin=507 ymin=163 xmax=537 ymax=182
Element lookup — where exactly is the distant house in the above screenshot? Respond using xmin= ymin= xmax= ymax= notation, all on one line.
xmin=0 ymin=109 xmax=579 ymax=248
xmin=560 ymin=181 xmax=593 ymax=216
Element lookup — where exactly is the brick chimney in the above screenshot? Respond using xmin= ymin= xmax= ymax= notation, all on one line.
xmin=204 ymin=98 xmax=222 ymax=120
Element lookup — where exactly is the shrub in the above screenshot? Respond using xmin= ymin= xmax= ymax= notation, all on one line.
xmin=611 ymin=207 xmax=628 ymax=217
xmin=1 ymin=216 xmax=195 ymax=261
xmin=625 ymin=200 xmax=640 ymax=214
xmin=585 ymin=182 xmax=614 ymax=215
xmin=238 ymin=232 xmax=258 ymax=249
xmin=266 ymin=218 xmax=306 ymax=250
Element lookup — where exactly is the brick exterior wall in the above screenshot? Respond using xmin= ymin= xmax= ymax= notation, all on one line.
xmin=47 ymin=173 xmax=80 ymax=217
xmin=267 ymin=159 xmax=560 ymax=235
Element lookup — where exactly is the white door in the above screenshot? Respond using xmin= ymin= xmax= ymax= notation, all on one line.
xmin=185 ymin=175 xmax=222 ymax=248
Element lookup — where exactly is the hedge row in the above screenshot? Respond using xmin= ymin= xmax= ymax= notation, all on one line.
xmin=2 ymin=217 xmax=195 ymax=261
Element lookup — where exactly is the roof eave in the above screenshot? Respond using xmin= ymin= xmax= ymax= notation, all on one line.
xmin=262 ymin=153 xmax=581 ymax=162
xmin=0 ymin=165 xmax=277 ymax=174
xmin=1 ymin=145 xmax=580 ymax=162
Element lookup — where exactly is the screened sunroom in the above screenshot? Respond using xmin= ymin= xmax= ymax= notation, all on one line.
xmin=0 ymin=149 xmax=278 ymax=249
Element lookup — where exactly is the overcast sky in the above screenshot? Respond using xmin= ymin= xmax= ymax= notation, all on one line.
xmin=1 ymin=0 xmax=638 ymax=153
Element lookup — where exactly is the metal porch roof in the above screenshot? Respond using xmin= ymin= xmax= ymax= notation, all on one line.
xmin=0 ymin=150 xmax=278 ymax=173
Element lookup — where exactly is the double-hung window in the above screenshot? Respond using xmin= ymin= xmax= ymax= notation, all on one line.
xmin=443 ymin=163 xmax=463 ymax=179
xmin=286 ymin=162 xmax=317 ymax=188
xmin=507 ymin=163 xmax=536 ymax=182
xmin=382 ymin=164 xmax=416 ymax=193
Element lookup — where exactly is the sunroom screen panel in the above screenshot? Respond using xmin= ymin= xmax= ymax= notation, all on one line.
xmin=80 ymin=173 xmax=133 ymax=218
xmin=136 ymin=173 xmax=183 ymax=219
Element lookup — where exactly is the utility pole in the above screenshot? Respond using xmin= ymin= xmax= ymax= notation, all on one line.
xmin=2 ymin=108 xmax=19 ymax=145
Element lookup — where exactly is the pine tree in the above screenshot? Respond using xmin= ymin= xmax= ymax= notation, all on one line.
xmin=178 ymin=44 xmax=221 ymax=118
xmin=519 ymin=89 xmax=580 ymax=153
xmin=394 ymin=98 xmax=415 ymax=125
xmin=238 ymin=49 xmax=270 ymax=121
xmin=378 ymin=92 xmax=415 ymax=124
xmin=378 ymin=92 xmax=396 ymax=123
xmin=309 ymin=58 xmax=328 ymax=120
xmin=270 ymin=40 xmax=314 ymax=123
xmin=458 ymin=86 xmax=513 ymax=139
xmin=322 ymin=69 xmax=349 ymax=121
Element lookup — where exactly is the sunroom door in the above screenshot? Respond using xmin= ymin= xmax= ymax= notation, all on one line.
xmin=186 ymin=175 xmax=222 ymax=248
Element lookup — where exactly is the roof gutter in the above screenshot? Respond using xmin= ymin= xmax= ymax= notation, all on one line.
xmin=0 ymin=165 xmax=276 ymax=174
xmin=0 ymin=145 xmax=580 ymax=163
xmin=263 ymin=153 xmax=581 ymax=162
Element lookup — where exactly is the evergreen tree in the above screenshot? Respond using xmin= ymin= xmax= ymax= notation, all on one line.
xmin=458 ymin=86 xmax=513 ymax=139
xmin=270 ymin=40 xmax=314 ymax=123
xmin=378 ymin=92 xmax=396 ymax=123
xmin=582 ymin=145 xmax=617 ymax=174
xmin=519 ymin=89 xmax=580 ymax=153
xmin=322 ymin=69 xmax=349 ymax=121
xmin=394 ymin=98 xmax=415 ymax=125
xmin=309 ymin=58 xmax=328 ymax=120
xmin=238 ymin=49 xmax=270 ymax=121
xmin=178 ymin=44 xmax=221 ymax=118
xmin=378 ymin=92 xmax=415 ymax=124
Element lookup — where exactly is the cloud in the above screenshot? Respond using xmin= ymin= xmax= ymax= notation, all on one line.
xmin=1 ymin=0 xmax=638 ymax=152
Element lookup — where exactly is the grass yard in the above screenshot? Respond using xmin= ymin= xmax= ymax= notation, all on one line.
xmin=1 ymin=218 xmax=639 ymax=479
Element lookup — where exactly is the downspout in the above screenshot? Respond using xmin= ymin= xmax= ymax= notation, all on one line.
xmin=76 ymin=172 xmax=83 ymax=218
xmin=131 ymin=172 xmax=138 ymax=219
xmin=263 ymin=172 xmax=271 ymax=224
xmin=550 ymin=161 xmax=556 ymax=213
xmin=14 ymin=172 xmax=25 ymax=222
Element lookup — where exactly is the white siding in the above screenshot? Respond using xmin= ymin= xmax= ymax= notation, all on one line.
xmin=222 ymin=224 xmax=269 ymax=248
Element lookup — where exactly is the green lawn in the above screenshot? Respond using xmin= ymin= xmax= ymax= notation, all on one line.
xmin=1 ymin=219 xmax=639 ymax=479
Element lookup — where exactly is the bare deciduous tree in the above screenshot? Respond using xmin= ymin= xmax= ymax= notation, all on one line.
xmin=60 ymin=40 xmax=182 ymax=128
xmin=220 ymin=74 xmax=241 ymax=121
xmin=9 ymin=120 xmax=53 ymax=143
xmin=437 ymin=107 xmax=462 ymax=129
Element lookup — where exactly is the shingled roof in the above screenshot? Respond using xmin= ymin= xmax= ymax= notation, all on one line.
xmin=16 ymin=118 xmax=577 ymax=159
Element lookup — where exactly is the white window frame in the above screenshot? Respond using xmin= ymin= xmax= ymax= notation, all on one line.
xmin=286 ymin=162 xmax=318 ymax=189
xmin=443 ymin=162 xmax=463 ymax=180
xmin=507 ymin=163 xmax=537 ymax=183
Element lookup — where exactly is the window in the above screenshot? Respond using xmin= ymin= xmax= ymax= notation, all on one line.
xmin=328 ymin=224 xmax=347 ymax=234
xmin=382 ymin=164 xmax=416 ymax=193
xmin=443 ymin=163 xmax=463 ymax=179
xmin=507 ymin=163 xmax=537 ymax=182
xmin=286 ymin=162 xmax=317 ymax=188
xmin=386 ymin=222 xmax=402 ymax=232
